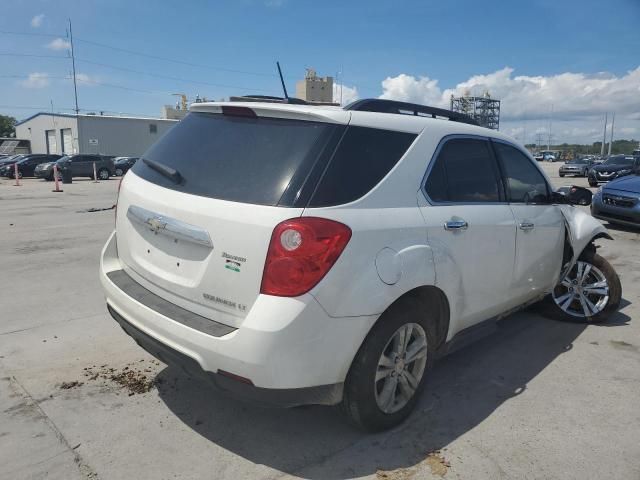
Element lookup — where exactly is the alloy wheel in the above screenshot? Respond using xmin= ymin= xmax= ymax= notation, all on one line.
xmin=552 ymin=261 xmax=609 ymax=318
xmin=374 ymin=323 xmax=427 ymax=414
xmin=99 ymin=170 xmax=109 ymax=180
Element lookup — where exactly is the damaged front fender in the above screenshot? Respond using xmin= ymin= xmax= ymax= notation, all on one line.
xmin=558 ymin=205 xmax=612 ymax=269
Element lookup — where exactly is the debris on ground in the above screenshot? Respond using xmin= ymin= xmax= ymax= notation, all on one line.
xmin=59 ymin=381 xmax=84 ymax=390
xmin=425 ymin=450 xmax=450 ymax=477
xmin=376 ymin=450 xmax=451 ymax=479
xmin=81 ymin=361 xmax=159 ymax=395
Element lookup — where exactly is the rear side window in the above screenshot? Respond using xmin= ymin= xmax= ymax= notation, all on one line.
xmin=493 ymin=142 xmax=549 ymax=203
xmin=308 ymin=127 xmax=417 ymax=207
xmin=133 ymin=112 xmax=341 ymax=206
xmin=425 ymin=138 xmax=501 ymax=203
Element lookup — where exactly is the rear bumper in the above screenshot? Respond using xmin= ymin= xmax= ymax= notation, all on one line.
xmin=108 ymin=305 xmax=342 ymax=407
xmin=100 ymin=231 xmax=376 ymax=406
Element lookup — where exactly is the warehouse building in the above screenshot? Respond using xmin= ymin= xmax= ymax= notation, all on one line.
xmin=15 ymin=113 xmax=178 ymax=156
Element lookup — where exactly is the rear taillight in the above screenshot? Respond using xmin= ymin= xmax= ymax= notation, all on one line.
xmin=260 ymin=217 xmax=352 ymax=297
xmin=114 ymin=176 xmax=124 ymax=225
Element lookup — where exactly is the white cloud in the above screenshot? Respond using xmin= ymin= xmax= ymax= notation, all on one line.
xmin=31 ymin=14 xmax=44 ymax=28
xmin=333 ymin=83 xmax=359 ymax=106
xmin=378 ymin=67 xmax=640 ymax=144
xmin=64 ymin=73 xmax=100 ymax=86
xmin=20 ymin=72 xmax=49 ymax=89
xmin=46 ymin=38 xmax=71 ymax=51
xmin=380 ymin=74 xmax=445 ymax=107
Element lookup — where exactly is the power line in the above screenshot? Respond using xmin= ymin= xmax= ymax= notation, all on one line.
xmin=0 ymin=103 xmax=163 ymax=118
xmin=75 ymin=57 xmax=274 ymax=93
xmin=0 ymin=74 xmax=170 ymax=96
xmin=0 ymin=52 xmax=68 ymax=59
xmin=74 ymin=36 xmax=286 ymax=79
xmin=0 ymin=29 xmax=62 ymax=38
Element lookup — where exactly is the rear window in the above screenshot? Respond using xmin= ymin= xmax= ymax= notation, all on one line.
xmin=307 ymin=127 xmax=417 ymax=207
xmin=133 ymin=112 xmax=341 ymax=206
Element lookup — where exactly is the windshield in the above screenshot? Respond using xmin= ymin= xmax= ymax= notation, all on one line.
xmin=603 ymin=156 xmax=633 ymax=166
xmin=568 ymin=159 xmax=587 ymax=164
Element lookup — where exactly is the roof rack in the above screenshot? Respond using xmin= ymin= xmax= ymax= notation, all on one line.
xmin=344 ymin=99 xmax=479 ymax=126
xmin=230 ymin=95 xmax=310 ymax=105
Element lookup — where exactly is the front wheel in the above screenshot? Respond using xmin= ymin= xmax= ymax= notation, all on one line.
xmin=542 ymin=250 xmax=621 ymax=323
xmin=115 ymin=168 xmax=123 ymax=176
xmin=559 ymin=173 xmax=565 ymax=177
xmin=341 ymin=296 xmax=435 ymax=432
xmin=98 ymin=168 xmax=110 ymax=180
xmin=588 ymin=180 xmax=598 ymax=187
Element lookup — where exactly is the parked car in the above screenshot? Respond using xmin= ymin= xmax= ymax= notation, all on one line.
xmin=591 ymin=174 xmax=640 ymax=228
xmin=6 ymin=154 xmax=61 ymax=178
xmin=114 ymin=157 xmax=139 ymax=176
xmin=588 ymin=155 xmax=640 ymax=187
xmin=34 ymin=160 xmax=60 ymax=181
xmin=559 ymin=158 xmax=594 ymax=177
xmin=556 ymin=185 xmax=592 ymax=205
xmin=56 ymin=154 xmax=115 ymax=180
xmin=100 ymin=99 xmax=621 ymax=431
xmin=0 ymin=155 xmax=25 ymax=177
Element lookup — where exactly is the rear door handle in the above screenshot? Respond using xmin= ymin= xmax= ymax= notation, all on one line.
xmin=519 ymin=221 xmax=535 ymax=231
xmin=444 ymin=220 xmax=468 ymax=231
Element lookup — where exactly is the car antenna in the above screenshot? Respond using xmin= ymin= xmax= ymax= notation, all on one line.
xmin=276 ymin=61 xmax=289 ymax=101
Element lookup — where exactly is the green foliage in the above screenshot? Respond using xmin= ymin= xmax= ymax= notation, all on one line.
xmin=527 ymin=139 xmax=639 ymax=155
xmin=0 ymin=114 xmax=17 ymax=138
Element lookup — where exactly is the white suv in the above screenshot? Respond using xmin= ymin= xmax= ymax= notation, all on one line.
xmin=100 ymin=99 xmax=621 ymax=431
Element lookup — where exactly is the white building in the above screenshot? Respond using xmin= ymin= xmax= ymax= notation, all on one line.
xmin=295 ymin=69 xmax=334 ymax=104
xmin=15 ymin=113 xmax=178 ymax=156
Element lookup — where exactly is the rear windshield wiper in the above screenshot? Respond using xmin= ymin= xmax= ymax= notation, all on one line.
xmin=142 ymin=158 xmax=182 ymax=184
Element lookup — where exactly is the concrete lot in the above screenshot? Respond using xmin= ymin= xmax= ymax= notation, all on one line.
xmin=1 ymin=164 xmax=639 ymax=480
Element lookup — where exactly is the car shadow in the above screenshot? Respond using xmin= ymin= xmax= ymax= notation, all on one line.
xmin=601 ymin=222 xmax=640 ymax=234
xmin=156 ymin=307 xmax=631 ymax=479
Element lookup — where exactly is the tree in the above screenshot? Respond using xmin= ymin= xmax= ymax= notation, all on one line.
xmin=0 ymin=114 xmax=17 ymax=138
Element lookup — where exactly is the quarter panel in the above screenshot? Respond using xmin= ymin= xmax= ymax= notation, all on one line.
xmin=307 ymin=206 xmax=436 ymax=318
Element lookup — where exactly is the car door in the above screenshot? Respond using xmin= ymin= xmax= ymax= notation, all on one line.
xmin=492 ymin=140 xmax=565 ymax=303
xmin=418 ymin=136 xmax=518 ymax=331
xmin=23 ymin=157 xmax=39 ymax=176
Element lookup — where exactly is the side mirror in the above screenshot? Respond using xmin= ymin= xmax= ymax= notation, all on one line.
xmin=556 ymin=186 xmax=592 ymax=206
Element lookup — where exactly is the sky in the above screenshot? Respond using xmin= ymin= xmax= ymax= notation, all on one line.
xmin=1 ymin=0 xmax=639 ymax=145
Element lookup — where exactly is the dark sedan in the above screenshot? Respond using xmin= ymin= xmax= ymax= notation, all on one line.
xmin=0 ymin=155 xmax=25 ymax=177
xmin=6 ymin=154 xmax=61 ymax=178
xmin=591 ymin=174 xmax=640 ymax=228
xmin=114 ymin=157 xmax=139 ymax=176
xmin=559 ymin=158 xmax=594 ymax=177
xmin=588 ymin=155 xmax=639 ymax=186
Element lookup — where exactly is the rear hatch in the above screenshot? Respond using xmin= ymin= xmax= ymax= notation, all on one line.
xmin=115 ymin=104 xmax=349 ymax=328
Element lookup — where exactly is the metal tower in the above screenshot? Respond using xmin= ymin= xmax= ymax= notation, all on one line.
xmin=450 ymin=91 xmax=501 ymax=130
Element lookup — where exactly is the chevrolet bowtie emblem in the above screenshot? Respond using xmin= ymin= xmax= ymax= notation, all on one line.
xmin=146 ymin=216 xmax=167 ymax=233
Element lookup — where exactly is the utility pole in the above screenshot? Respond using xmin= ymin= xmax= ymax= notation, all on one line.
xmin=607 ymin=113 xmax=615 ymax=156
xmin=547 ymin=104 xmax=553 ymax=151
xmin=600 ymin=113 xmax=608 ymax=157
xmin=68 ymin=18 xmax=79 ymax=115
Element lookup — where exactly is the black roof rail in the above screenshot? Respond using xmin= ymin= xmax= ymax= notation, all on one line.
xmin=231 ymin=95 xmax=310 ymax=105
xmin=344 ymin=99 xmax=479 ymax=126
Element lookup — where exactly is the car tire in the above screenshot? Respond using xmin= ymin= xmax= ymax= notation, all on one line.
xmin=559 ymin=173 xmax=565 ymax=177
xmin=341 ymin=295 xmax=437 ymax=432
xmin=115 ymin=168 xmax=123 ymax=177
xmin=98 ymin=168 xmax=110 ymax=180
xmin=540 ymin=249 xmax=621 ymax=324
xmin=588 ymin=180 xmax=598 ymax=187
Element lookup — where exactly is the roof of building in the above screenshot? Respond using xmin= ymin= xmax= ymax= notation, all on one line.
xmin=15 ymin=112 xmax=179 ymax=126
